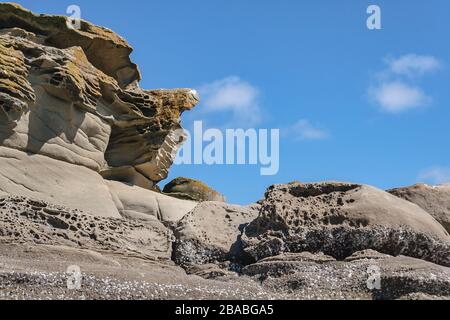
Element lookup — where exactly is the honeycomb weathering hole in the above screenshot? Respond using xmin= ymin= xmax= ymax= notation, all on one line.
xmin=289 ymin=183 xmax=361 ymax=198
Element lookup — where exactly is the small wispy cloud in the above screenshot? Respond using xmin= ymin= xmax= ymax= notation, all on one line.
xmin=287 ymin=119 xmax=329 ymax=141
xmin=387 ymin=54 xmax=442 ymax=77
xmin=370 ymin=82 xmax=431 ymax=113
xmin=418 ymin=166 xmax=450 ymax=185
xmin=197 ymin=76 xmax=262 ymax=126
xmin=369 ymin=54 xmax=442 ymax=113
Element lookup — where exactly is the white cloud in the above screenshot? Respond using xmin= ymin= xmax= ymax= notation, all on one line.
xmin=370 ymin=81 xmax=431 ymax=113
xmin=387 ymin=54 xmax=442 ymax=77
xmin=289 ymin=119 xmax=328 ymax=141
xmin=418 ymin=166 xmax=450 ymax=185
xmin=369 ymin=54 xmax=442 ymax=113
xmin=197 ymin=76 xmax=262 ymax=126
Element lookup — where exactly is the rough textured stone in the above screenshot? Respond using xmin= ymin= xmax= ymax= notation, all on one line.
xmin=243 ymin=252 xmax=337 ymax=277
xmin=173 ymin=201 xmax=259 ymax=266
xmin=0 ymin=243 xmax=282 ymax=300
xmin=242 ymin=182 xmax=450 ymax=266
xmin=242 ymin=250 xmax=450 ymax=300
xmin=389 ymin=184 xmax=450 ymax=233
xmin=1 ymin=3 xmax=449 ymax=301
xmin=101 ymin=89 xmax=199 ymax=188
xmin=186 ymin=263 xmax=238 ymax=280
xmin=344 ymin=249 xmax=391 ymax=262
xmin=0 ymin=195 xmax=172 ymax=261
xmin=163 ymin=177 xmax=226 ymax=202
xmin=0 ymin=3 xmax=198 ymax=189
xmin=0 ymin=2 xmax=139 ymax=88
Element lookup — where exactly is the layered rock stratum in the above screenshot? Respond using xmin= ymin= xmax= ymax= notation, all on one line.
xmin=0 ymin=4 xmax=449 ymax=300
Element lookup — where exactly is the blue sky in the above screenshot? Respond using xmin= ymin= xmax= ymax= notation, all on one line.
xmin=15 ymin=0 xmax=450 ymax=204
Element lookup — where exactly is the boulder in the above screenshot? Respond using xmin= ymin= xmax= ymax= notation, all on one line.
xmin=242 ymin=182 xmax=450 ymax=266
xmin=107 ymin=180 xmax=197 ymax=222
xmin=173 ymin=201 xmax=259 ymax=266
xmin=389 ymin=184 xmax=450 ymax=233
xmin=163 ymin=177 xmax=226 ymax=202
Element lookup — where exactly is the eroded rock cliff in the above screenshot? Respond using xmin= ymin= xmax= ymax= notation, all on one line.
xmin=0 ymin=4 xmax=449 ymax=300
xmin=0 ymin=3 xmax=198 ymax=214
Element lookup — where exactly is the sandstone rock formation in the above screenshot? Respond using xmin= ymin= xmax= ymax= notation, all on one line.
xmin=389 ymin=184 xmax=450 ymax=233
xmin=0 ymin=2 xmax=198 ymax=199
xmin=0 ymin=195 xmax=172 ymax=261
xmin=242 ymin=182 xmax=450 ymax=266
xmin=173 ymin=201 xmax=259 ymax=266
xmin=241 ymin=250 xmax=450 ymax=300
xmin=1 ymin=3 xmax=449 ymax=300
xmin=0 ymin=146 xmax=120 ymax=217
xmin=0 ymin=2 xmax=200 ymax=277
xmin=163 ymin=177 xmax=226 ymax=202
xmin=107 ymin=180 xmax=197 ymax=223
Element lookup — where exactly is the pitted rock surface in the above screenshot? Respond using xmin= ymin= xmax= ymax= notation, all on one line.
xmin=242 ymin=182 xmax=450 ymax=266
xmin=1 ymin=3 xmax=449 ymax=300
xmin=0 ymin=195 xmax=172 ymax=261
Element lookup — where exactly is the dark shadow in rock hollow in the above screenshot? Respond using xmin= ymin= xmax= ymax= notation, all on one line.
xmin=228 ymin=222 xmax=256 ymax=267
xmin=0 ymin=116 xmax=15 ymax=146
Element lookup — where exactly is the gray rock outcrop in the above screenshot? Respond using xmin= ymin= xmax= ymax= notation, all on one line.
xmin=389 ymin=184 xmax=450 ymax=233
xmin=242 ymin=182 xmax=450 ymax=266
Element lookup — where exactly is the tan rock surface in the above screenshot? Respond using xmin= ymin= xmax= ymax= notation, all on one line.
xmin=389 ymin=183 xmax=450 ymax=233
xmin=242 ymin=250 xmax=450 ymax=300
xmin=0 ymin=146 xmax=119 ymax=217
xmin=0 ymin=243 xmax=279 ymax=300
xmin=174 ymin=201 xmax=259 ymax=266
xmin=107 ymin=180 xmax=198 ymax=222
xmin=1 ymin=243 xmax=449 ymax=300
